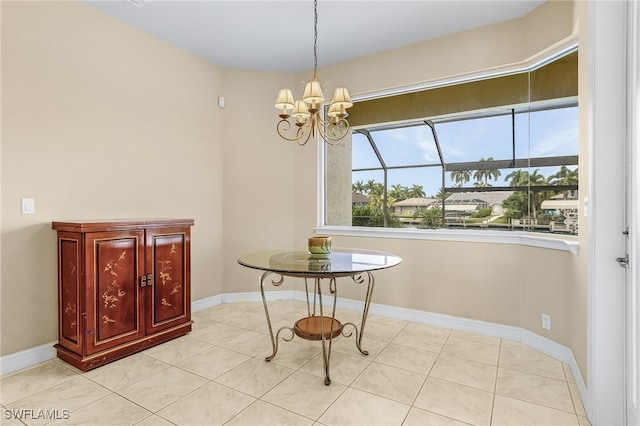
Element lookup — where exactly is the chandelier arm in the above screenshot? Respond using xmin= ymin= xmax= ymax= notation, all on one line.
xmin=276 ymin=118 xmax=314 ymax=145
xmin=317 ymin=116 xmax=351 ymax=143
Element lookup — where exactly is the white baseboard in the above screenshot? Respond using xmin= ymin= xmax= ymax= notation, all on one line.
xmin=191 ymin=294 xmax=223 ymax=312
xmin=1 ymin=290 xmax=588 ymax=414
xmin=0 ymin=342 xmax=57 ymax=376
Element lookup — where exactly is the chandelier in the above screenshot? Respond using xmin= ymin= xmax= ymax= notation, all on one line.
xmin=274 ymin=0 xmax=353 ymax=146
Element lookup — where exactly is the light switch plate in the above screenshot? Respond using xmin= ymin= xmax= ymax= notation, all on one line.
xmin=21 ymin=198 xmax=35 ymax=215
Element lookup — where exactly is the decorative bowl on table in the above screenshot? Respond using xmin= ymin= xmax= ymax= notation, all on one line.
xmin=308 ymin=235 xmax=331 ymax=257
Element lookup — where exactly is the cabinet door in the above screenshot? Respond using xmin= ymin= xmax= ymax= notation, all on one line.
xmin=145 ymin=227 xmax=191 ymax=333
xmin=85 ymin=231 xmax=145 ymax=354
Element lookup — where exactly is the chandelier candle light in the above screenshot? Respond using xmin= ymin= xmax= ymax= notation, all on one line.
xmin=274 ymin=0 xmax=353 ymax=146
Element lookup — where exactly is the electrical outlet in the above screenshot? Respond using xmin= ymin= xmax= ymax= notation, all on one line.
xmin=542 ymin=313 xmax=551 ymax=330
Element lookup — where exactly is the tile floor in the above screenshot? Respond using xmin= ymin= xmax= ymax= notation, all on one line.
xmin=1 ymin=301 xmax=590 ymax=425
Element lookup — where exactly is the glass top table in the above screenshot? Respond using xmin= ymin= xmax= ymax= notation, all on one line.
xmin=237 ymin=248 xmax=402 ymax=277
xmin=238 ymin=248 xmax=402 ymax=385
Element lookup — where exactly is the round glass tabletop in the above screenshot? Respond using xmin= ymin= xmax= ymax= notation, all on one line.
xmin=238 ymin=248 xmax=402 ymax=277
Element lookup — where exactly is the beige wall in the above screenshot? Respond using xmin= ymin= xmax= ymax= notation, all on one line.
xmin=1 ymin=0 xmax=587 ymax=383
xmin=1 ymin=1 xmax=224 ymax=354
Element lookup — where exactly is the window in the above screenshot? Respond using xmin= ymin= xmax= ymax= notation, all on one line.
xmin=324 ymin=50 xmax=579 ymax=236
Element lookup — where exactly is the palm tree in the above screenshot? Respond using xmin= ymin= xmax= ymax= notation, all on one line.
xmin=548 ymin=166 xmax=579 ymax=199
xmin=352 ymin=180 xmax=366 ymax=194
xmin=407 ymin=184 xmax=426 ymax=198
xmin=473 ymin=157 xmax=501 ymax=187
xmin=364 ymin=179 xmax=378 ymax=195
xmin=528 ymin=169 xmax=546 ymax=219
xmin=434 ymin=187 xmax=451 ymax=201
xmin=450 ymin=170 xmax=472 ymax=187
xmin=368 ymin=191 xmax=395 ymax=211
xmin=505 ymin=169 xmax=530 ymax=187
xmin=389 ymin=184 xmax=407 ymax=201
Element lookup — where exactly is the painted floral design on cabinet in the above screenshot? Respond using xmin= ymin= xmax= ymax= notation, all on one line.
xmin=153 ymin=238 xmax=185 ymax=323
xmin=96 ymin=239 xmax=137 ymax=341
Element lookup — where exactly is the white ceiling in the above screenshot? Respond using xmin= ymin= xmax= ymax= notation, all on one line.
xmin=84 ymin=0 xmax=545 ymax=72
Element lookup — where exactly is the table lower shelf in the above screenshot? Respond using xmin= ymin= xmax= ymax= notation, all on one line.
xmin=294 ymin=316 xmax=343 ymax=340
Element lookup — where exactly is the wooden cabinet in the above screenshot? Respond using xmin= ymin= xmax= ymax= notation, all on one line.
xmin=52 ymin=219 xmax=194 ymax=371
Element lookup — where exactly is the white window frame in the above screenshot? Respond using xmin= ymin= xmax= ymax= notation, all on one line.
xmin=316 ymin=43 xmax=580 ymax=256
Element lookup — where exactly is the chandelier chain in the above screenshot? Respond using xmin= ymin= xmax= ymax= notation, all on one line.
xmin=313 ymin=0 xmax=318 ymax=77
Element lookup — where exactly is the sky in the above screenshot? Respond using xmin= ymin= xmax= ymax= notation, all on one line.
xmin=351 ymin=106 xmax=578 ymax=197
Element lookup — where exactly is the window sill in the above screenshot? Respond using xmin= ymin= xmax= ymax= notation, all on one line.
xmin=315 ymin=226 xmax=580 ymax=256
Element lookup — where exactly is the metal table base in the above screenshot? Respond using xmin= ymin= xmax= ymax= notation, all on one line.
xmin=259 ymin=271 xmax=375 ymax=385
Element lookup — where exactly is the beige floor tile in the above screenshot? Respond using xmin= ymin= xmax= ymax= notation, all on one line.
xmin=563 ymin=362 xmax=576 ymax=383
xmin=333 ymin=308 xmax=366 ymax=325
xmin=226 ymin=301 xmax=265 ymax=313
xmin=4 ymin=377 xmax=110 ymax=425
xmin=441 ymin=334 xmax=501 ymax=366
xmin=492 ymin=394 xmax=580 ymax=426
xmin=82 ymin=354 xmax=170 ymax=391
xmin=449 ymin=329 xmax=501 ymax=346
xmin=214 ymin=358 xmax=294 ymax=398
xmin=222 ymin=311 xmax=270 ymax=331
xmin=188 ymin=321 xmax=247 ymax=346
xmin=257 ymin=340 xmax=322 ymax=369
xmin=118 ymin=366 xmax=208 ymax=412
xmin=317 ymin=387 xmax=410 ymax=426
xmin=403 ymin=407 xmax=472 ymax=426
xmin=156 ymin=381 xmax=255 ymax=426
xmin=189 ymin=315 xmax=218 ymax=331
xmin=351 ymin=362 xmax=426 ymax=404
xmin=48 ymin=393 xmax=151 ymax=426
xmin=275 ymin=310 xmax=321 ymax=328
xmin=176 ymin=346 xmax=251 ymax=380
xmin=299 ymin=351 xmax=371 ymax=385
xmin=253 ymin=315 xmax=299 ymax=338
xmin=499 ymin=340 xmax=565 ymax=380
xmin=0 ymin=361 xmax=79 ymax=405
xmin=1 ymin=411 xmax=33 ymax=426
xmin=218 ymin=330 xmax=274 ymax=357
xmin=261 ymin=371 xmax=346 ymax=419
xmin=367 ymin=314 xmax=409 ymax=328
xmin=578 ymin=414 xmax=592 ymax=425
xmin=133 ymin=414 xmax=175 ymax=426
xmin=405 ymin=321 xmax=452 ymax=337
xmin=429 ymin=355 xmax=497 ymax=392
xmin=392 ymin=326 xmax=449 ymax=353
xmin=374 ymin=343 xmax=438 ymax=374
xmin=225 ymin=400 xmax=314 ymax=426
xmin=414 ymin=377 xmax=494 ymax=426
xmin=193 ymin=305 xmax=246 ymax=322
xmin=267 ymin=301 xmax=308 ymax=319
xmin=357 ymin=321 xmax=404 ymax=343
xmin=569 ymin=382 xmax=587 ymax=417
xmin=51 ymin=359 xmax=87 ymax=376
xmin=2 ymin=302 xmax=593 ymax=426
xmin=142 ymin=335 xmax=213 ymax=364
xmin=496 ymin=367 xmax=574 ymax=413
xmin=330 ymin=334 xmax=388 ymax=358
